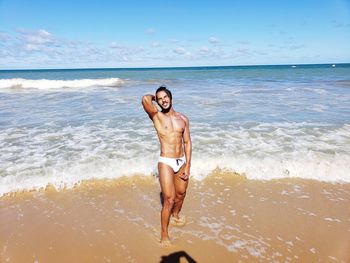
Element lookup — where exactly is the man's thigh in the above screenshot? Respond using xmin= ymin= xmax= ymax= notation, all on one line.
xmin=158 ymin=162 xmax=175 ymax=197
xmin=174 ymin=164 xmax=189 ymax=194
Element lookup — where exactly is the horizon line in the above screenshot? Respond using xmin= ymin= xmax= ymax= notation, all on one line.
xmin=1 ymin=62 xmax=349 ymax=71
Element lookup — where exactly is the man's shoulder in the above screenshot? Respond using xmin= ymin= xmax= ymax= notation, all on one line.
xmin=176 ymin=112 xmax=189 ymax=123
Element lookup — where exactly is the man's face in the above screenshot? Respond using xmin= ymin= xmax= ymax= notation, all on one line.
xmin=156 ymin=90 xmax=172 ymax=111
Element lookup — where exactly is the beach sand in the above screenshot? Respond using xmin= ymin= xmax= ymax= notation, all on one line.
xmin=1 ymin=170 xmax=349 ymax=263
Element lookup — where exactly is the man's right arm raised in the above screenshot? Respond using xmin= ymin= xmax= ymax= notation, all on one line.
xmin=142 ymin=94 xmax=158 ymax=119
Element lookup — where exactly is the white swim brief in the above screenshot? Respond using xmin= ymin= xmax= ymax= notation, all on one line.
xmin=158 ymin=156 xmax=186 ymax=173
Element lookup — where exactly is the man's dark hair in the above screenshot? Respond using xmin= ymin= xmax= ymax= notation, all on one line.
xmin=156 ymin=85 xmax=172 ymax=100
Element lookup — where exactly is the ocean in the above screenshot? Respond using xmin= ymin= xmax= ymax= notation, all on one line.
xmin=0 ymin=64 xmax=350 ymax=195
xmin=1 ymin=64 xmax=350 ymax=262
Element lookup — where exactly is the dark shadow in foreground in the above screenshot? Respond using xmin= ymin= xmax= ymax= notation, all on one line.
xmin=160 ymin=250 xmax=197 ymax=263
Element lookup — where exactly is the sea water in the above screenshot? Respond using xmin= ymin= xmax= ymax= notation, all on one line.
xmin=0 ymin=64 xmax=349 ymax=195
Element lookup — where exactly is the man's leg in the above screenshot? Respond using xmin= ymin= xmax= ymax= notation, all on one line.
xmin=172 ymin=164 xmax=189 ymax=221
xmin=158 ymin=162 xmax=175 ymax=244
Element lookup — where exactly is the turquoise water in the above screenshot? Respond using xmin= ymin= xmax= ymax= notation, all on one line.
xmin=0 ymin=64 xmax=350 ymax=194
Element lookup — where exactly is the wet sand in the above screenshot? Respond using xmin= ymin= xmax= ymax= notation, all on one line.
xmin=1 ymin=170 xmax=350 ymax=263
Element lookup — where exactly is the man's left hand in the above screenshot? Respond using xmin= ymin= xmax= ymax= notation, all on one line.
xmin=180 ymin=167 xmax=190 ymax=180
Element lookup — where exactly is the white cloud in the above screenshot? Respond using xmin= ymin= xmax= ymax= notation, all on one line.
xmin=109 ymin=41 xmax=145 ymax=62
xmin=151 ymin=42 xmax=160 ymax=48
xmin=236 ymin=47 xmax=250 ymax=55
xmin=287 ymin=44 xmax=305 ymax=50
xmin=11 ymin=29 xmax=62 ymax=56
xmin=1 ymin=29 xmax=114 ymax=67
xmin=0 ymin=31 xmax=10 ymax=42
xmin=237 ymin=41 xmax=250 ymax=45
xmin=195 ymin=46 xmax=228 ymax=60
xmin=168 ymin=39 xmax=179 ymax=44
xmin=173 ymin=47 xmax=186 ymax=55
xmin=145 ymin=28 xmax=156 ymax=34
xmin=23 ymin=43 xmax=43 ymax=51
xmin=110 ymin=42 xmax=124 ymax=49
xmin=208 ymin=36 xmax=219 ymax=44
xmin=17 ymin=29 xmax=55 ymax=45
xmin=2 ymin=27 xmax=320 ymax=69
xmin=199 ymin=46 xmax=209 ymax=53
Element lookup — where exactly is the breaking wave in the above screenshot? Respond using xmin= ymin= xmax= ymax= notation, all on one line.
xmin=0 ymin=78 xmax=124 ymax=90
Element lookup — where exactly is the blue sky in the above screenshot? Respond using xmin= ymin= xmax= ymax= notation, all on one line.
xmin=0 ymin=0 xmax=349 ymax=69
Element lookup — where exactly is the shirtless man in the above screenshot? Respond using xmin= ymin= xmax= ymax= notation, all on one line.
xmin=142 ymin=85 xmax=192 ymax=246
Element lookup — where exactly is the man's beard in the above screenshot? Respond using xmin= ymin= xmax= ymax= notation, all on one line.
xmin=159 ymin=101 xmax=172 ymax=113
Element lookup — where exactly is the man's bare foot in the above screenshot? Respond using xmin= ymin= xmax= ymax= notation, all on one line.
xmin=160 ymin=237 xmax=172 ymax=248
xmin=170 ymin=215 xmax=186 ymax=227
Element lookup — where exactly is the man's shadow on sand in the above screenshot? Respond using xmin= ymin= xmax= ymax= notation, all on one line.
xmin=160 ymin=251 xmax=197 ymax=263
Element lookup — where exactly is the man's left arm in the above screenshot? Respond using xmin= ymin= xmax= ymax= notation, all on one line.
xmin=182 ymin=115 xmax=192 ymax=180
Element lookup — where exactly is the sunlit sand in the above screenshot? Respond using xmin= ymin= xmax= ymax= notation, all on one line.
xmin=1 ymin=170 xmax=349 ymax=262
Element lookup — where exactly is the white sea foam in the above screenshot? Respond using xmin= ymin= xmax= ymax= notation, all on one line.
xmin=0 ymin=78 xmax=124 ymax=90
xmin=1 ymin=122 xmax=349 ymax=195
xmin=190 ymin=122 xmax=350 ymax=182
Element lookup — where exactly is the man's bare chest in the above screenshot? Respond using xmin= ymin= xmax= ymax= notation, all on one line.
xmin=154 ymin=115 xmax=185 ymax=135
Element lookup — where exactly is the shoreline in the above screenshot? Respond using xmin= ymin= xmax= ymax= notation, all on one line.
xmin=2 ymin=168 xmax=350 ymax=198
